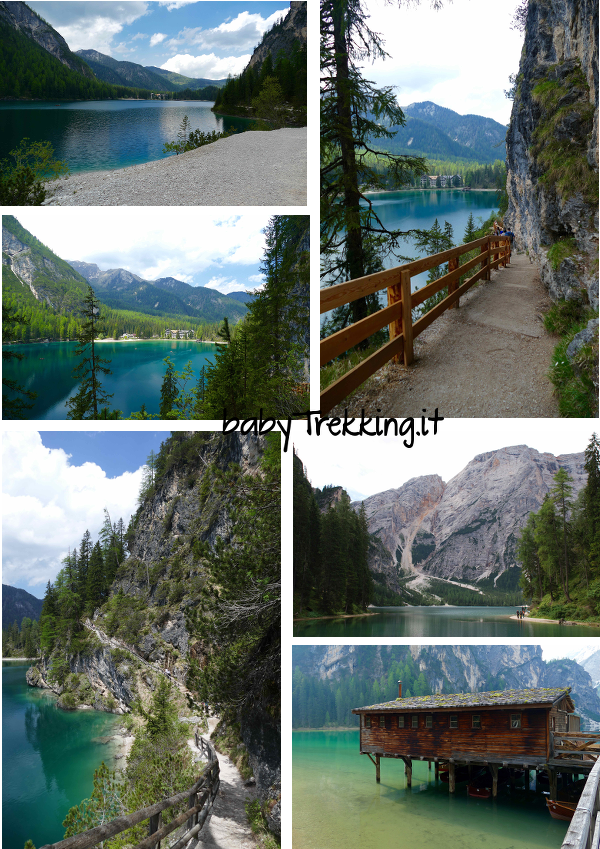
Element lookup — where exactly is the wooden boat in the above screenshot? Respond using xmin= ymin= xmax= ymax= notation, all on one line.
xmin=546 ymin=798 xmax=578 ymax=821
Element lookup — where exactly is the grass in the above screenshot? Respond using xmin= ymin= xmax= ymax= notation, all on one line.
xmin=547 ymin=237 xmax=578 ymax=271
xmin=320 ymin=337 xmax=385 ymax=400
xmin=545 ymin=300 xmax=599 ymax=417
xmin=212 ymin=716 xmax=253 ymax=781
xmin=246 ymin=800 xmax=280 ymax=849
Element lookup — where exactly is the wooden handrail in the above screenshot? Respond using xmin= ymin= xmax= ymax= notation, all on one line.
xmin=37 ymin=736 xmax=220 ymax=849
xmin=561 ymin=757 xmax=600 ymax=849
xmin=320 ymin=235 xmax=511 ymax=414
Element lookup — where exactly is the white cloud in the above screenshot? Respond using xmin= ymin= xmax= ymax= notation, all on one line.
xmin=248 ymin=274 xmax=264 ymax=284
xmin=158 ymin=0 xmax=200 ymax=9
xmin=13 ymin=209 xmax=270 ymax=286
xmin=161 ymin=52 xmax=250 ymax=79
xmin=2 ymin=432 xmax=143 ymax=591
xmin=131 ymin=32 xmax=148 ymax=41
xmin=150 ymin=32 xmax=168 ymax=47
xmin=28 ymin=1 xmax=149 ymax=55
xmin=204 ymin=275 xmax=241 ymax=295
xmin=164 ymin=9 xmax=287 ymax=53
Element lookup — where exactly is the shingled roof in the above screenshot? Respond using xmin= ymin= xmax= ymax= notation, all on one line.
xmin=352 ymin=687 xmax=572 ymax=713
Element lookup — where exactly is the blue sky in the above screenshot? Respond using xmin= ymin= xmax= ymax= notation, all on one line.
xmin=28 ymin=1 xmax=289 ymax=79
xmin=12 ymin=209 xmax=271 ymax=294
xmin=2 ymin=430 xmax=170 ymax=596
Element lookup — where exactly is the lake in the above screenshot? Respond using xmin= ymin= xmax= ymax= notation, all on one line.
xmin=2 ymin=661 xmax=123 ymax=849
xmin=320 ymin=189 xmax=500 ymax=326
xmin=293 ymin=731 xmax=568 ymax=849
xmin=2 ymin=339 xmax=217 ymax=419
xmin=293 ymin=606 xmax=600 ymax=638
xmin=0 ymin=101 xmax=251 ymax=173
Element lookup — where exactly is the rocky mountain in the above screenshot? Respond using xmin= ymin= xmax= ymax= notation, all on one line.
xmin=248 ymin=0 xmax=307 ymax=69
xmin=505 ymin=0 xmax=598 ymax=310
xmin=2 ymin=584 xmax=44 ymax=629
xmin=294 ymin=645 xmax=600 ymax=729
xmin=146 ymin=67 xmax=227 ymax=89
xmin=377 ymin=102 xmax=507 ymax=163
xmin=3 ymin=215 xmax=89 ymax=313
xmin=0 ymin=1 xmax=94 ymax=78
xmin=352 ymin=445 xmax=586 ymax=597
xmin=76 ymin=49 xmax=171 ymax=90
xmin=26 ymin=432 xmax=280 ymax=822
xmin=68 ymin=260 xmax=248 ymax=323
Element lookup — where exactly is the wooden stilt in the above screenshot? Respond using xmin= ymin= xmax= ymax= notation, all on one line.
xmin=491 ymin=764 xmax=499 ymax=798
xmin=435 ymin=761 xmax=439 ymax=779
xmin=449 ymin=762 xmax=456 ymax=793
xmin=406 ymin=759 xmax=412 ymax=788
xmin=376 ymin=754 xmax=380 ymax=783
xmin=428 ymin=760 xmax=432 ymax=771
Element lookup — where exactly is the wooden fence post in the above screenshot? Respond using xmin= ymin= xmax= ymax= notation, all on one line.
xmin=376 ymin=754 xmax=381 ymax=782
xmin=448 ymin=257 xmax=459 ymax=308
xmin=449 ymin=762 xmax=456 ymax=793
xmin=480 ymin=243 xmax=489 ymax=280
xmin=387 ymin=275 xmax=402 ymax=363
xmin=149 ymin=812 xmax=162 ymax=849
xmin=400 ymin=269 xmax=413 ymax=366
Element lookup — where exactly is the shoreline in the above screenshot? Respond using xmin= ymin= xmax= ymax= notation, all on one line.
xmin=363 ymin=187 xmax=501 ymax=196
xmin=509 ymin=614 xmax=600 ymax=627
xmin=4 ymin=338 xmax=223 ymax=346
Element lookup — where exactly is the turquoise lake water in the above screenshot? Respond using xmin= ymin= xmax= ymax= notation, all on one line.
xmin=2 ymin=339 xmax=217 ymax=419
xmin=3 ymin=662 xmax=123 ymax=849
xmin=293 ymin=606 xmax=600 ymax=638
xmin=321 ymin=190 xmax=501 ymax=327
xmin=293 ymin=730 xmax=568 ymax=849
xmin=0 ymin=101 xmax=251 ymax=173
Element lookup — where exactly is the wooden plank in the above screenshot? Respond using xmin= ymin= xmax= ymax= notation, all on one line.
xmin=388 ymin=276 xmax=403 ymax=364
xmin=319 ymin=335 xmax=404 ymax=414
xmin=411 ymin=251 xmax=485 ymax=308
xmin=320 ymin=236 xmax=490 ymax=313
xmin=400 ymin=270 xmax=413 ymax=366
xmin=320 ymin=302 xmax=401 ymax=365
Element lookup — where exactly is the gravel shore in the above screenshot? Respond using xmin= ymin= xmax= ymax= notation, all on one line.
xmin=43 ymin=128 xmax=307 ymax=207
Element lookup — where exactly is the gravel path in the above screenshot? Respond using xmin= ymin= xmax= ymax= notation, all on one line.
xmin=43 ymin=128 xmax=306 ymax=206
xmin=330 ymin=253 xmax=560 ymax=418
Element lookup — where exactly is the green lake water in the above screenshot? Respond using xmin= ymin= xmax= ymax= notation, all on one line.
xmin=0 ymin=101 xmax=251 ymax=173
xmin=3 ymin=662 xmax=123 ymax=849
xmin=293 ymin=606 xmax=600 ymax=638
xmin=293 ymin=731 xmax=569 ymax=849
xmin=2 ymin=339 xmax=217 ymax=419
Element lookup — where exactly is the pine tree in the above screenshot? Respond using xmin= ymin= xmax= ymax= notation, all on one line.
xmin=66 ymin=285 xmax=114 ymax=419
xmin=159 ymin=356 xmax=179 ymax=418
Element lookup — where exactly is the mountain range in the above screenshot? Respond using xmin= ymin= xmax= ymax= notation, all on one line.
xmin=67 ymin=260 xmax=249 ymax=323
xmin=346 ymin=445 xmax=587 ymax=599
xmin=75 ymin=49 xmax=227 ymax=93
xmin=293 ymin=645 xmax=600 ymax=730
xmin=2 ymin=584 xmax=44 ymax=629
xmin=374 ymin=101 xmax=507 ymax=164
xmin=2 ymin=216 xmax=247 ymax=325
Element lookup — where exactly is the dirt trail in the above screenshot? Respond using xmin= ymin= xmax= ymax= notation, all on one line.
xmin=333 ymin=253 xmax=559 ymax=417
xmin=190 ymin=716 xmax=257 ymax=849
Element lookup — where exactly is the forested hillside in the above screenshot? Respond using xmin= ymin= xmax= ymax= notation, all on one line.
xmin=0 ymin=11 xmax=150 ymax=100
xmin=293 ymin=451 xmax=373 ymax=616
xmin=518 ymin=434 xmax=600 ymax=622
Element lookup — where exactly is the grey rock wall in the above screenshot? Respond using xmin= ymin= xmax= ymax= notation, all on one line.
xmin=505 ymin=0 xmax=598 ymax=308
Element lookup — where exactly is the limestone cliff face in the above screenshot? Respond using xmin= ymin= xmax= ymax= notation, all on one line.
xmin=247 ymin=1 xmax=307 ymax=69
xmin=354 ymin=445 xmax=586 ymax=591
xmin=505 ymin=0 xmax=598 ymax=309
xmin=0 ymin=1 xmax=95 ymax=78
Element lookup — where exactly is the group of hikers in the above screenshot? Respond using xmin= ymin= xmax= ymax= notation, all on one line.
xmin=516 ymin=607 xmax=528 ymax=619
xmin=492 ymin=220 xmax=515 ymax=243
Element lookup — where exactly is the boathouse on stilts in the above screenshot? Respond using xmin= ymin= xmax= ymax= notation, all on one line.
xmin=352 ymin=684 xmax=600 ymax=803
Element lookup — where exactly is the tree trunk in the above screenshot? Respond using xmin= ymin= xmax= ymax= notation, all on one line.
xmin=332 ymin=1 xmax=367 ymax=327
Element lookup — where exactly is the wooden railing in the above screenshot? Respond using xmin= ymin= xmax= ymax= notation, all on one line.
xmin=552 ymin=732 xmax=600 ymax=765
xmin=561 ymin=757 xmax=600 ymax=849
xmin=320 ymin=234 xmax=511 ymax=413
xmin=38 ymin=735 xmax=220 ymax=849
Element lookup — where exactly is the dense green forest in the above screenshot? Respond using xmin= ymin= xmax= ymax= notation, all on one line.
xmin=293 ymin=453 xmax=373 ymax=616
xmin=518 ymin=433 xmax=600 ymax=621
xmin=2 ymin=616 xmax=41 ymax=658
xmin=213 ymin=42 xmax=307 ymax=125
xmin=361 ymin=154 xmax=506 ymax=190
xmin=0 ymin=20 xmax=151 ymax=100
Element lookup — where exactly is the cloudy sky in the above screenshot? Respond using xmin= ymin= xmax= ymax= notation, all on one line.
xmin=361 ymin=0 xmax=525 ymax=125
xmin=2 ymin=430 xmax=171 ymax=596
xmin=293 ymin=419 xmax=596 ymax=502
xmin=12 ymin=208 xmax=273 ymax=294
xmin=28 ymin=1 xmax=288 ymax=79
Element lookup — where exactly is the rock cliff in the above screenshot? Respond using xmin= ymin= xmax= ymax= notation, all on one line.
xmin=505 ymin=0 xmax=598 ymax=309
xmin=353 ymin=445 xmax=586 ymax=594
xmin=248 ymin=1 xmax=307 ymax=69
xmin=297 ymin=645 xmax=600 ymax=729
xmin=0 ymin=1 xmax=94 ymax=78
